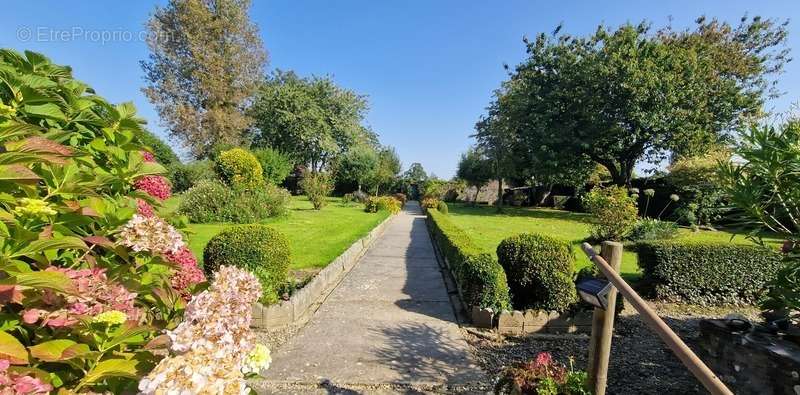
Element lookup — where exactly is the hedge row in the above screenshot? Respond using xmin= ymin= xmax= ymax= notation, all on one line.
xmin=637 ymin=241 xmax=783 ymax=305
xmin=426 ymin=209 xmax=511 ymax=311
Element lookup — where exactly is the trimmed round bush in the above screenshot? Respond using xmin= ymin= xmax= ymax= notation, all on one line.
xmin=215 ymin=148 xmax=264 ymax=188
xmin=364 ymin=196 xmax=401 ymax=214
xmin=436 ymin=200 xmax=449 ymax=215
xmin=203 ymin=225 xmax=290 ymax=304
xmin=496 ymin=233 xmax=577 ymax=311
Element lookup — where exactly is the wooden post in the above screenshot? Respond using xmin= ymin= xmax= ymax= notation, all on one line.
xmin=580 ymin=242 xmax=733 ymax=395
xmin=587 ymin=241 xmax=623 ymax=395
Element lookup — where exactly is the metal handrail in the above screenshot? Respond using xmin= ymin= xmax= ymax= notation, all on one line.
xmin=581 ymin=242 xmax=733 ymax=395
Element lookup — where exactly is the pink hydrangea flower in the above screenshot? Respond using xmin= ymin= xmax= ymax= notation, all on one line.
xmin=137 ymin=199 xmax=155 ymax=217
xmin=165 ymin=247 xmax=206 ymax=299
xmin=141 ymin=151 xmax=156 ymax=162
xmin=0 ymin=359 xmax=52 ymax=394
xmin=134 ymin=175 xmax=171 ymax=200
xmin=22 ymin=267 xmax=140 ymax=328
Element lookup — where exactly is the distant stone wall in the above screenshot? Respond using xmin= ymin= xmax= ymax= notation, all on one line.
xmin=456 ymin=180 xmax=500 ymax=204
xmin=251 ymin=214 xmax=395 ymax=329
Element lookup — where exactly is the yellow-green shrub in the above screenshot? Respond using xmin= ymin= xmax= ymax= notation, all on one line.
xmin=583 ymin=186 xmax=638 ymax=241
xmin=215 ymin=148 xmax=264 ymax=188
xmin=364 ymin=196 xmax=401 ymax=214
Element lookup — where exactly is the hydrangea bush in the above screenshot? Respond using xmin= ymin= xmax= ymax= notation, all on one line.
xmin=0 ymin=49 xmax=208 ymax=392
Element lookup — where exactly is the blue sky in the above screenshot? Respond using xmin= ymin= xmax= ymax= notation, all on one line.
xmin=3 ymin=1 xmax=799 ymax=178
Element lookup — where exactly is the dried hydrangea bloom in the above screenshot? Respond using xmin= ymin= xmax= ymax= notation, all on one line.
xmin=117 ymin=214 xmax=184 ymax=255
xmin=134 ymin=175 xmax=172 ymax=200
xmin=139 ymin=266 xmax=263 ymax=394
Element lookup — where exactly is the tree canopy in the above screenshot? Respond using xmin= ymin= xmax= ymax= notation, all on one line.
xmin=142 ymin=0 xmax=266 ymax=158
xmin=250 ymin=70 xmax=377 ymax=172
xmin=481 ymin=16 xmax=789 ymax=186
xmin=456 ymin=147 xmax=492 ymax=204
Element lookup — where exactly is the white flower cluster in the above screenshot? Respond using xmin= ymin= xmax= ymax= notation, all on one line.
xmin=118 ymin=214 xmax=184 ymax=254
xmin=138 ymin=266 xmax=266 ymax=394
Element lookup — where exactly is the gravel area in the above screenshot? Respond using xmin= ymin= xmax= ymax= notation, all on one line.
xmin=463 ymin=302 xmax=760 ymax=395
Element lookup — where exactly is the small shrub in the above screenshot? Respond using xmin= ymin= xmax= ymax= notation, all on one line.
xmin=168 ymin=160 xmax=216 ymax=192
xmin=364 ymin=196 xmax=401 ymax=214
xmin=393 ymin=192 xmax=407 ymax=205
xmin=496 ymin=233 xmax=577 ymax=311
xmin=203 ymin=225 xmax=290 ymax=304
xmin=215 ymin=148 xmax=265 ymax=188
xmin=628 ymin=218 xmax=679 ymax=242
xmin=495 ymin=352 xmax=590 ymax=395
xmin=583 ymin=186 xmax=638 ymax=241
xmin=300 ymin=172 xmax=333 ymax=210
xmin=437 ymin=200 xmax=449 ymax=215
xmin=421 ymin=197 xmax=439 ymax=210
xmin=341 ymin=193 xmax=356 ymax=205
xmin=427 ymin=209 xmax=511 ymax=310
xmin=637 ymin=241 xmax=783 ymax=304
xmin=180 ymin=180 xmax=290 ymax=223
xmin=252 ymin=147 xmax=293 ymax=185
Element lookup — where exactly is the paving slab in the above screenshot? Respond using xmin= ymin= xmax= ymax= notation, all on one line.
xmin=257 ymin=202 xmax=487 ymax=392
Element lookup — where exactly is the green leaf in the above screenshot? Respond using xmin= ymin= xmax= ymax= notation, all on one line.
xmin=29 ymin=339 xmax=90 ymax=362
xmin=0 ymin=330 xmax=29 ymax=364
xmin=10 ymin=236 xmax=88 ymax=258
xmin=23 ymin=103 xmax=66 ymax=121
xmin=104 ymin=325 xmax=151 ymax=351
xmin=0 ymin=271 xmax=75 ymax=294
xmin=79 ymin=358 xmax=140 ymax=386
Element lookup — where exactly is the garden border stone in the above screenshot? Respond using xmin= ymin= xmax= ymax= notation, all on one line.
xmin=252 ymin=213 xmax=395 ymax=329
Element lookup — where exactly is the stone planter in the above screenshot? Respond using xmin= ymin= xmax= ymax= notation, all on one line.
xmin=250 ymin=213 xmax=395 ymax=329
xmin=697 ymin=319 xmax=800 ymax=395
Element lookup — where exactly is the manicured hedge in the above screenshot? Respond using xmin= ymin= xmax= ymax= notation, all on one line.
xmin=203 ymin=224 xmax=290 ymax=304
xmin=496 ymin=233 xmax=577 ymax=311
xmin=427 ymin=209 xmax=511 ymax=311
xmin=179 ymin=180 xmax=290 ymax=223
xmin=436 ymin=200 xmax=449 ymax=215
xmin=215 ymin=147 xmax=264 ymax=188
xmin=637 ymin=241 xmax=783 ymax=304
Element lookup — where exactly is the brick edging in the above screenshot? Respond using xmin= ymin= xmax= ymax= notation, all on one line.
xmin=251 ymin=212 xmax=396 ymax=329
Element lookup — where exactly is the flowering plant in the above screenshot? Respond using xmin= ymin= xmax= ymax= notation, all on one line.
xmin=139 ymin=266 xmax=270 ymax=394
xmin=495 ymin=352 xmax=590 ymax=395
xmin=0 ymin=49 xmax=204 ymax=392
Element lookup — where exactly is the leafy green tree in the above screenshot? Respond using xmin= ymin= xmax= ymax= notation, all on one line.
xmin=493 ymin=17 xmax=788 ymax=186
xmin=335 ymin=144 xmax=378 ymax=192
xmin=403 ymin=162 xmax=428 ymax=184
xmin=142 ymin=0 xmax=267 ymax=158
xmin=252 ymin=147 xmax=293 ymax=185
xmin=250 ymin=70 xmax=376 ymax=172
xmin=456 ymin=147 xmax=492 ymax=205
xmin=474 ymin=111 xmax=516 ymax=212
xmin=367 ymin=146 xmax=402 ymax=195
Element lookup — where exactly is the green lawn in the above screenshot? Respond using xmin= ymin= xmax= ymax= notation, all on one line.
xmin=446 ymin=203 xmax=778 ymax=281
xmin=161 ymin=196 xmax=390 ymax=271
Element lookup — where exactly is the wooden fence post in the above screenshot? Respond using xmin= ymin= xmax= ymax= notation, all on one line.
xmin=587 ymin=241 xmax=623 ymax=395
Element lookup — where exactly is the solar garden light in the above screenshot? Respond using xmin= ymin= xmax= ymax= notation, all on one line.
xmin=576 ymin=278 xmax=614 ymax=310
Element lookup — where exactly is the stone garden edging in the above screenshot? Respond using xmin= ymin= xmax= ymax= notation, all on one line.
xmin=250 ymin=212 xmax=396 ymax=329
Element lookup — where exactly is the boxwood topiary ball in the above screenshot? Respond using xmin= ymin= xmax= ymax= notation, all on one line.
xmin=203 ymin=224 xmax=290 ymax=304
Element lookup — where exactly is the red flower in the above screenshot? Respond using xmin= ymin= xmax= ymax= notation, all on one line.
xmin=134 ymin=175 xmax=171 ymax=200
xmin=535 ymin=352 xmax=553 ymax=367
xmin=137 ymin=199 xmax=155 ymax=217
xmin=142 ymin=151 xmax=156 ymax=162
xmin=165 ymin=247 xmax=206 ymax=300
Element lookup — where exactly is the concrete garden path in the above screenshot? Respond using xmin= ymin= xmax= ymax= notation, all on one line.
xmin=256 ymin=201 xmax=487 ymax=394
